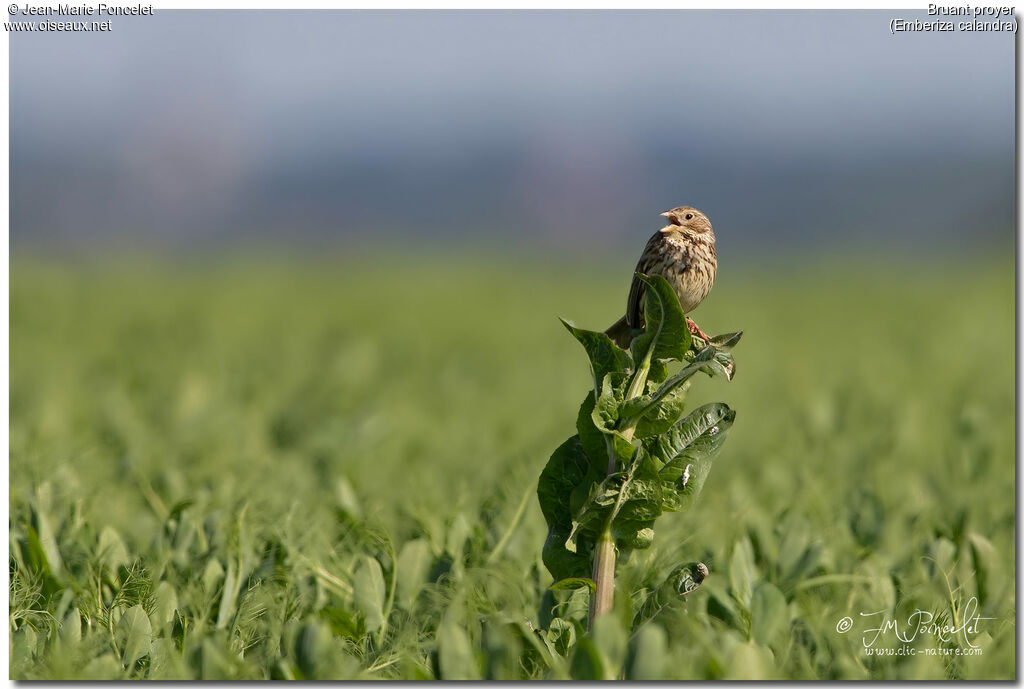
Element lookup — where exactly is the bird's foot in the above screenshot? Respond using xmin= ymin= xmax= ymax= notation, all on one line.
xmin=686 ymin=317 xmax=711 ymax=344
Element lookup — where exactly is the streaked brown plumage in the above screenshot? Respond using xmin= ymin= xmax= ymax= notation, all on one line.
xmin=605 ymin=206 xmax=717 ymax=349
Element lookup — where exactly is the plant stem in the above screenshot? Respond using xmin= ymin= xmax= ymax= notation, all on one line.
xmin=588 ymin=530 xmax=616 ymax=625
xmin=590 ymin=347 xmax=653 ymax=628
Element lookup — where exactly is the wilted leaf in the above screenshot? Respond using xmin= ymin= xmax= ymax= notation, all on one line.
xmin=633 ymin=562 xmax=709 ymax=627
xmin=669 ymin=561 xmax=710 ymax=596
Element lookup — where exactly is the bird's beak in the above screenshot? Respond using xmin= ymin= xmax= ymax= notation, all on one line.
xmin=659 ymin=212 xmax=675 ymax=233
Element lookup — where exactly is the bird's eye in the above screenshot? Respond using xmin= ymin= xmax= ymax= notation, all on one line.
xmin=685 ymin=213 xmax=693 ymax=220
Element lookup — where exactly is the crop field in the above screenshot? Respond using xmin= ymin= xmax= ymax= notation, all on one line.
xmin=9 ymin=250 xmax=1015 ymax=680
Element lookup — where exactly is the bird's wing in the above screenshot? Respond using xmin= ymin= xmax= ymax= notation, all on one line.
xmin=626 ymin=233 xmax=661 ymax=328
xmin=626 ymin=271 xmax=645 ymax=329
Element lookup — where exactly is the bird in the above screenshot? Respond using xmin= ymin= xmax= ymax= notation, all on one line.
xmin=605 ymin=206 xmax=717 ymax=349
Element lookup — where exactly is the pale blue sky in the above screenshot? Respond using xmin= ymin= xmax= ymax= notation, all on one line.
xmin=10 ymin=10 xmax=1014 ymax=254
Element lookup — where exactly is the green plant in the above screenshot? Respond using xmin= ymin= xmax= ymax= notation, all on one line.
xmin=538 ymin=273 xmax=741 ymax=632
xmin=10 ymin=254 xmax=1014 ymax=679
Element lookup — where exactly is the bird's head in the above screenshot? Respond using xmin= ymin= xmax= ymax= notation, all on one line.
xmin=660 ymin=206 xmax=713 ymax=239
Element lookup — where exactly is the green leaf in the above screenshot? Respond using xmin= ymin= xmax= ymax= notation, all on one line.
xmin=706 ymin=332 xmax=743 ymax=380
xmin=560 ymin=319 xmax=633 ymax=390
xmin=353 ymin=555 xmax=387 ymax=633
xmin=548 ymin=577 xmax=596 ymax=594
xmin=149 ymin=638 xmax=189 ymax=680
xmin=334 ymin=476 xmax=363 ymax=519
xmin=968 ymin=531 xmax=999 ymax=606
xmin=612 ymin=519 xmax=655 ymax=550
xmin=319 ymin=606 xmax=365 ymax=642
xmin=151 ymin=582 xmax=179 ymax=632
xmin=712 ymin=349 xmax=737 ymax=381
xmin=706 ymin=583 xmax=743 ymax=631
xmin=578 ymin=391 xmax=633 ymax=475
xmin=634 ymin=378 xmax=689 ymax=438
xmin=569 ymin=635 xmax=606 ymax=680
xmin=60 ymin=607 xmax=82 ymax=644
xmin=620 ymin=347 xmax=718 ymax=426
xmin=590 ymin=613 xmax=627 ymax=679
xmin=629 ymin=274 xmax=691 ymax=365
xmin=542 ymin=526 xmax=591 ymax=582
xmin=652 ymin=403 xmax=736 ymax=512
xmin=545 ymin=617 xmax=577 ymax=657
xmin=538 ymin=437 xmax=595 ymax=580
xmin=436 ymin=614 xmax=480 ymax=680
xmin=216 ymin=559 xmax=239 ymax=629
xmin=202 ymin=559 xmax=224 ymax=592
xmin=396 ymin=538 xmax=433 ymax=610
xmin=29 ymin=483 xmax=65 ymax=580
xmin=626 ymin=624 xmax=668 ymax=680
xmin=729 ymin=537 xmax=758 ymax=610
xmin=567 ymin=450 xmax=662 ymax=553
xmin=750 ymin=582 xmax=787 ymax=645
xmin=576 ymin=392 xmax=607 ymax=473
xmin=294 ymin=621 xmax=331 ymax=679
xmin=538 ymin=437 xmax=592 ymax=529
xmin=724 ymin=640 xmax=775 ymax=680
xmin=591 ymin=371 xmax=630 ymax=437
xmin=709 ymin=330 xmax=743 ymax=350
xmin=116 ymin=604 xmax=152 ymax=667
xmin=98 ymin=526 xmax=130 ymax=575
xmin=79 ymin=654 xmax=124 ymax=680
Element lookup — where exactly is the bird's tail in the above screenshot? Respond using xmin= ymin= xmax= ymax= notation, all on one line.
xmin=604 ymin=314 xmax=634 ymax=350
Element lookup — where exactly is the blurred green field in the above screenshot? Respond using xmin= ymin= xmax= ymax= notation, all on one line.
xmin=10 ymin=250 xmax=1015 ymax=679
